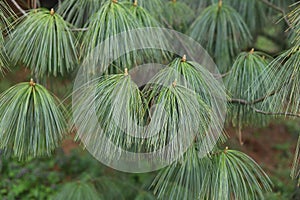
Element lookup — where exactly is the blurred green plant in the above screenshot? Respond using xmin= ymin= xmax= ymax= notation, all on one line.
xmin=161 ymin=0 xmax=195 ymax=32
xmin=189 ymin=1 xmax=252 ymax=73
xmin=225 ymin=49 xmax=274 ymax=144
xmin=0 ymin=0 xmax=15 ymax=75
xmin=57 ymin=0 xmax=104 ymax=28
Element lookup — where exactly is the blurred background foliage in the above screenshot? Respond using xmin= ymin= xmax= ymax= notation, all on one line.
xmin=0 ymin=119 xmax=299 ymax=199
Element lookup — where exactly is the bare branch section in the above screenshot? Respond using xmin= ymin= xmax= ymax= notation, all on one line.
xmin=214 ymin=71 xmax=230 ymax=79
xmin=229 ymin=91 xmax=276 ymax=105
xmin=11 ymin=0 xmax=27 ymax=16
xmin=228 ymin=91 xmax=300 ymax=118
xmin=229 ymin=99 xmax=300 ymax=118
xmin=259 ymin=0 xmax=291 ymax=27
xmin=71 ymin=28 xmax=88 ymax=32
xmin=253 ymin=108 xmax=300 ymax=118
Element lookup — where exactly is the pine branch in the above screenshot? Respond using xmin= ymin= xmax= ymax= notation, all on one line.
xmin=253 ymin=107 xmax=300 ymax=118
xmin=259 ymin=0 xmax=291 ymax=27
xmin=229 ymin=91 xmax=276 ymax=105
xmin=229 ymin=91 xmax=300 ymax=118
xmin=230 ymin=98 xmax=300 ymax=117
xmin=11 ymin=0 xmax=27 ymax=16
xmin=214 ymin=71 xmax=230 ymax=79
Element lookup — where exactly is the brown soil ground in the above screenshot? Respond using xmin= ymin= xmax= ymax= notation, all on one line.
xmin=61 ymin=122 xmax=298 ymax=175
xmin=227 ymin=122 xmax=297 ymax=170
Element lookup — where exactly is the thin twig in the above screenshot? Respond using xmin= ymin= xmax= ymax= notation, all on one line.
xmin=33 ymin=0 xmax=37 ymax=9
xmin=230 ymin=97 xmax=300 ymax=117
xmin=229 ymin=91 xmax=276 ymax=105
xmin=259 ymin=0 xmax=291 ymax=27
xmin=214 ymin=71 xmax=230 ymax=79
xmin=229 ymin=92 xmax=300 ymax=118
xmin=253 ymin=107 xmax=300 ymax=118
xmin=71 ymin=27 xmax=89 ymax=32
xmin=11 ymin=0 xmax=27 ymax=16
xmin=229 ymin=98 xmax=250 ymax=105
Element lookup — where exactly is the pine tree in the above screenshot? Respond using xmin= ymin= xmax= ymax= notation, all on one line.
xmin=0 ymin=0 xmax=300 ymax=199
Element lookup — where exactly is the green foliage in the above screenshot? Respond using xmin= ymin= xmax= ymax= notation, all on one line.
xmin=57 ymin=0 xmax=104 ymax=28
xmin=227 ymin=0 xmax=267 ymax=34
xmin=135 ymin=192 xmax=156 ymax=200
xmin=94 ymin=176 xmax=126 ymax=200
xmin=0 ymin=28 xmax=8 ymax=75
xmin=183 ymin=0 xmax=214 ymax=15
xmin=82 ymin=0 xmax=168 ymax=71
xmin=199 ymin=148 xmax=272 ymax=200
xmin=0 ymin=0 xmax=299 ymax=199
xmin=55 ymin=181 xmax=102 ymax=200
xmin=143 ymin=57 xmax=226 ymax=154
xmin=0 ymin=148 xmax=160 ymax=199
xmin=81 ymin=0 xmax=140 ymax=70
xmin=0 ymin=1 xmax=15 ymax=75
xmin=74 ymin=56 xmax=226 ymax=162
xmin=0 ymin=80 xmax=67 ymax=160
xmin=189 ymin=2 xmax=252 ymax=73
xmin=81 ymin=0 xmax=138 ymax=48
xmin=74 ymin=73 xmax=145 ymax=157
xmin=151 ymin=147 xmax=205 ymax=200
xmin=262 ymin=47 xmax=300 ymax=115
xmin=225 ymin=50 xmax=273 ymax=142
xmin=125 ymin=0 xmax=163 ymax=17
xmin=0 ymin=1 xmax=15 ymax=30
xmin=288 ymin=3 xmax=300 ymax=46
xmin=126 ymin=1 xmax=160 ymax=28
xmin=263 ymin=141 xmax=298 ymax=200
xmin=0 ymin=152 xmax=63 ymax=200
xmin=6 ymin=8 xmax=78 ymax=77
xmin=123 ymin=1 xmax=170 ymax=65
xmin=292 ymin=136 xmax=300 ymax=185
xmin=152 ymin=147 xmax=272 ymax=200
xmin=161 ymin=0 xmax=195 ymax=32
xmin=267 ymin=0 xmax=297 ymax=15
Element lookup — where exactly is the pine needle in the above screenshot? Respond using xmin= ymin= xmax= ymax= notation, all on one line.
xmin=57 ymin=0 xmax=104 ymax=28
xmin=261 ymin=47 xmax=300 ymax=115
xmin=6 ymin=8 xmax=78 ymax=77
xmin=55 ymin=181 xmax=102 ymax=200
xmin=0 ymin=80 xmax=68 ymax=160
xmin=189 ymin=2 xmax=252 ymax=73
xmin=227 ymin=0 xmax=267 ymax=33
xmin=199 ymin=148 xmax=272 ymax=200
xmin=162 ymin=1 xmax=195 ymax=32
xmin=0 ymin=1 xmax=15 ymax=75
xmin=225 ymin=50 xmax=274 ymax=140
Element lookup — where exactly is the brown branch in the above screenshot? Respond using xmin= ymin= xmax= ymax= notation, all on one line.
xmin=32 ymin=0 xmax=37 ymax=9
xmin=229 ymin=98 xmax=249 ymax=105
xmin=229 ymin=91 xmax=276 ymax=105
xmin=259 ymin=0 xmax=291 ymax=27
xmin=214 ymin=71 xmax=230 ymax=79
xmin=253 ymin=108 xmax=300 ymax=118
xmin=229 ymin=97 xmax=300 ymax=117
xmin=11 ymin=0 xmax=27 ymax=16
xmin=229 ymin=91 xmax=300 ymax=118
